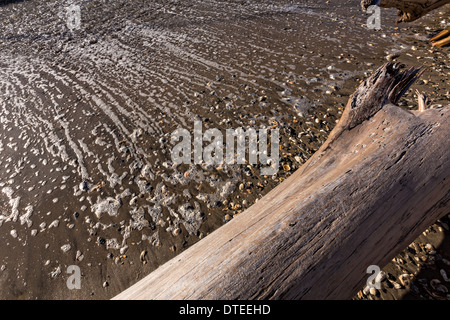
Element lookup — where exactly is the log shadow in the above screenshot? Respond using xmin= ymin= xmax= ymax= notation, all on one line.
xmin=400 ymin=213 xmax=450 ymax=300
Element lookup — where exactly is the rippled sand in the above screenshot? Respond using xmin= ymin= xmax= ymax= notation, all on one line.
xmin=0 ymin=0 xmax=445 ymax=299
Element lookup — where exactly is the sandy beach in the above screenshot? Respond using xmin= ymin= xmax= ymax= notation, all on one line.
xmin=0 ymin=0 xmax=448 ymax=300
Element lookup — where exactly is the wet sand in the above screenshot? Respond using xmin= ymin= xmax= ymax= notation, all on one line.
xmin=0 ymin=0 xmax=448 ymax=299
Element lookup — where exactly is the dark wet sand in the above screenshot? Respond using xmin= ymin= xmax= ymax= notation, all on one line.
xmin=0 ymin=0 xmax=448 ymax=299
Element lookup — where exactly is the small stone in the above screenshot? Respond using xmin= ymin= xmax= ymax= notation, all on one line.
xmin=140 ymin=250 xmax=147 ymax=264
xmin=76 ymin=250 xmax=84 ymax=261
xmin=369 ymin=287 xmax=377 ymax=296
xmin=440 ymin=269 xmax=449 ymax=282
xmin=102 ymin=281 xmax=109 ymax=288
xmin=61 ymin=244 xmax=71 ymax=253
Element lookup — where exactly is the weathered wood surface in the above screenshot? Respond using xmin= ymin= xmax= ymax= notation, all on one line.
xmin=113 ymin=63 xmax=449 ymax=300
xmin=361 ymin=0 xmax=450 ymax=22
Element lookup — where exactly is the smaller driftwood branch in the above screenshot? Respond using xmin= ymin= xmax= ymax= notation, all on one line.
xmin=361 ymin=0 xmax=450 ymax=23
xmin=430 ymin=28 xmax=450 ymax=47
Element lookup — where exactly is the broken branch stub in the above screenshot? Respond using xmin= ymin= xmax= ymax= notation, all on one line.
xmin=361 ymin=0 xmax=450 ymax=23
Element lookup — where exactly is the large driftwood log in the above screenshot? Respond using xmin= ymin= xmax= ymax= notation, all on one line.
xmin=113 ymin=63 xmax=449 ymax=300
xmin=362 ymin=0 xmax=450 ymax=23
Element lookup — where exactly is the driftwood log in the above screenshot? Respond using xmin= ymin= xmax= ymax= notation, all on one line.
xmin=113 ymin=63 xmax=449 ymax=300
xmin=361 ymin=0 xmax=450 ymax=23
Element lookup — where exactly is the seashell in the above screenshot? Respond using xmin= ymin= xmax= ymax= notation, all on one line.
xmin=140 ymin=250 xmax=147 ymax=264
xmin=173 ymin=227 xmax=181 ymax=236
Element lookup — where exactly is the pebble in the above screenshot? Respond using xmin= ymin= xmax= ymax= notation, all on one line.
xmin=61 ymin=244 xmax=71 ymax=253
xmin=440 ymin=269 xmax=448 ymax=282
xmin=76 ymin=250 xmax=84 ymax=261
xmin=10 ymin=229 xmax=18 ymax=238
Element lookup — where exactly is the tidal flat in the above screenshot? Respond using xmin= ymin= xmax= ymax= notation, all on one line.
xmin=0 ymin=0 xmax=448 ymax=299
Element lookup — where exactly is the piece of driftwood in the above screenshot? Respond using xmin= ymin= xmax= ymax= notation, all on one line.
xmin=361 ymin=0 xmax=450 ymax=23
xmin=113 ymin=63 xmax=449 ymax=300
xmin=430 ymin=28 xmax=450 ymax=47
